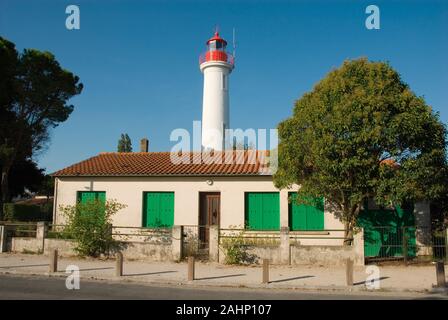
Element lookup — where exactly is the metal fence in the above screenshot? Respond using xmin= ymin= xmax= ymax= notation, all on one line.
xmin=219 ymin=228 xmax=281 ymax=247
xmin=0 ymin=221 xmax=37 ymax=238
xmin=182 ymin=225 xmax=210 ymax=260
xmin=289 ymin=229 xmax=346 ymax=246
xmin=364 ymin=226 xmax=447 ymax=263
xmin=112 ymin=226 xmax=172 ymax=244
xmin=47 ymin=224 xmax=74 ymax=239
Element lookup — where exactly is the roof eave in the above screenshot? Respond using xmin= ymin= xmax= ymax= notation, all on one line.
xmin=52 ymin=173 xmax=273 ymax=178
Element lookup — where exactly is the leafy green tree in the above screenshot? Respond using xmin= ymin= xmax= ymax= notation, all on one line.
xmin=117 ymin=133 xmax=132 ymax=152
xmin=8 ymin=159 xmax=45 ymax=198
xmin=60 ymin=199 xmax=126 ymax=257
xmin=274 ymin=58 xmax=448 ymax=244
xmin=36 ymin=174 xmax=54 ymax=201
xmin=0 ymin=37 xmax=83 ymax=206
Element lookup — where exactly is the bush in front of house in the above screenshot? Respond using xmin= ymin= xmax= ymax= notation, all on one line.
xmin=2 ymin=203 xmax=53 ymax=221
xmin=59 ymin=199 xmax=126 ymax=257
xmin=220 ymin=228 xmax=258 ymax=265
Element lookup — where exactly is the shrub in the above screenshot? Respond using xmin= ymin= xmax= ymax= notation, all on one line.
xmin=221 ymin=229 xmax=258 ymax=265
xmin=59 ymin=199 xmax=126 ymax=257
xmin=2 ymin=202 xmax=53 ymax=222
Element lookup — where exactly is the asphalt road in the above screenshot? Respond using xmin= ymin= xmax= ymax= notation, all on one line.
xmin=0 ymin=274 xmax=446 ymax=300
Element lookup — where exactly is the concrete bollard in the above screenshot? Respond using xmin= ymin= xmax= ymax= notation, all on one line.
xmin=262 ymin=259 xmax=269 ymax=284
xmin=49 ymin=249 xmax=58 ymax=273
xmin=346 ymin=258 xmax=354 ymax=286
xmin=116 ymin=252 xmax=123 ymax=277
xmin=435 ymin=261 xmax=446 ymax=288
xmin=188 ymin=256 xmax=195 ymax=281
xmin=0 ymin=226 xmax=6 ymax=253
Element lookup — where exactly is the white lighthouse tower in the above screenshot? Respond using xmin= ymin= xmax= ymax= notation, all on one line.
xmin=199 ymin=31 xmax=235 ymax=151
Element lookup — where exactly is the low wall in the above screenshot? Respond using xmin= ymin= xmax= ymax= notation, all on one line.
xmin=44 ymin=238 xmax=77 ymax=257
xmin=11 ymin=237 xmax=42 ymax=253
xmin=120 ymin=242 xmax=172 ymax=261
xmin=11 ymin=237 xmax=173 ymax=261
xmin=219 ymin=244 xmax=361 ymax=266
xmin=217 ymin=228 xmax=364 ymax=266
xmin=6 ymin=225 xmax=365 ymax=266
xmin=291 ymin=245 xmax=355 ymax=266
xmin=218 ymin=244 xmax=282 ymax=265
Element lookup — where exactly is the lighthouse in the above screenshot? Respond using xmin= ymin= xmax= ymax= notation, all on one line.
xmin=199 ymin=31 xmax=235 ymax=151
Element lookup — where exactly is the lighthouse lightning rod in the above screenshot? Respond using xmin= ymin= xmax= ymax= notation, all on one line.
xmin=232 ymin=27 xmax=236 ymax=60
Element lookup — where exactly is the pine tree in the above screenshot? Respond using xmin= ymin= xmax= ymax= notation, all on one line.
xmin=117 ymin=133 xmax=132 ymax=152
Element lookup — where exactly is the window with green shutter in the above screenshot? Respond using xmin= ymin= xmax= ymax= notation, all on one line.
xmin=289 ymin=193 xmax=324 ymax=231
xmin=77 ymin=191 xmax=106 ymax=217
xmin=143 ymin=192 xmax=174 ymax=228
xmin=77 ymin=191 xmax=106 ymax=204
xmin=245 ymin=192 xmax=280 ymax=230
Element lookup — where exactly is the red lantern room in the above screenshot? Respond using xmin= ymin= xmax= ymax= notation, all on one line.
xmin=199 ymin=31 xmax=234 ymax=66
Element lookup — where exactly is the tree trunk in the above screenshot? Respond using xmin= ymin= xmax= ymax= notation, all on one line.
xmin=344 ymin=220 xmax=354 ymax=246
xmin=0 ymin=166 xmax=11 ymax=218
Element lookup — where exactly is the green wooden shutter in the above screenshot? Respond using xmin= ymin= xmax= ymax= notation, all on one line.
xmin=246 ymin=193 xmax=259 ymax=230
xmin=79 ymin=192 xmax=95 ymax=204
xmin=245 ymin=192 xmax=280 ymax=230
xmin=77 ymin=191 xmax=106 ymax=217
xmin=159 ymin=192 xmax=174 ymax=227
xmin=96 ymin=192 xmax=106 ymax=203
xmin=144 ymin=192 xmax=174 ymax=228
xmin=262 ymin=192 xmax=280 ymax=230
xmin=290 ymin=193 xmax=306 ymax=230
xmin=78 ymin=191 xmax=106 ymax=204
xmin=289 ymin=193 xmax=324 ymax=231
xmin=145 ymin=193 xmax=158 ymax=227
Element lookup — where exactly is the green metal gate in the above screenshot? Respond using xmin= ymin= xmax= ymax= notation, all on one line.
xmin=358 ymin=204 xmax=417 ymax=261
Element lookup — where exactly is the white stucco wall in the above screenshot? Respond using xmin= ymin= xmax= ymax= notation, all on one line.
xmin=53 ymin=176 xmax=344 ymax=231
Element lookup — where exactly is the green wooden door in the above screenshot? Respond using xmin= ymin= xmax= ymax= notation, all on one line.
xmin=289 ymin=193 xmax=324 ymax=231
xmin=245 ymin=192 xmax=280 ymax=230
xmin=143 ymin=192 xmax=174 ymax=228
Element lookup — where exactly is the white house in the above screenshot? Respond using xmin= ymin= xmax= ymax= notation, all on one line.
xmin=50 ymin=31 xmax=432 ymax=261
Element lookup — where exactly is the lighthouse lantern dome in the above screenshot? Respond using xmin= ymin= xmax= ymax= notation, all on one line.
xmin=199 ymin=31 xmax=234 ymax=66
xmin=206 ymin=31 xmax=228 ymax=50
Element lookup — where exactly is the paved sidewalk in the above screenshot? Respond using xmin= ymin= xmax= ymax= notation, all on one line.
xmin=0 ymin=253 xmax=445 ymax=294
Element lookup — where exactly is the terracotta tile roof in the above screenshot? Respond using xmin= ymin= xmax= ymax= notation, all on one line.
xmin=51 ymin=151 xmax=275 ymax=177
xmin=380 ymin=158 xmax=400 ymax=168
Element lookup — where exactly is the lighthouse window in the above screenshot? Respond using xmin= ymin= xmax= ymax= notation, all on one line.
xmin=209 ymin=41 xmax=224 ymax=50
xmin=222 ymin=74 xmax=228 ymax=90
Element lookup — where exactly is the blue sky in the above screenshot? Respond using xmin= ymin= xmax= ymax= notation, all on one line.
xmin=1 ymin=0 xmax=447 ymax=173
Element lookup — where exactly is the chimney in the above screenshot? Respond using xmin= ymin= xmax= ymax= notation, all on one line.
xmin=140 ymin=138 xmax=149 ymax=152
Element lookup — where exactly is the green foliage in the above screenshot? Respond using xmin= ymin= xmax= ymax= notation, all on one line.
xmin=2 ymin=202 xmax=52 ymax=221
xmin=60 ymin=199 xmax=126 ymax=257
xmin=37 ymin=175 xmax=54 ymax=198
xmin=221 ymin=233 xmax=247 ymax=265
xmin=220 ymin=228 xmax=258 ymax=265
xmin=274 ymin=58 xmax=448 ymax=243
xmin=0 ymin=36 xmax=82 ymax=204
xmin=117 ymin=133 xmax=132 ymax=152
xmin=8 ymin=159 xmax=46 ymax=199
